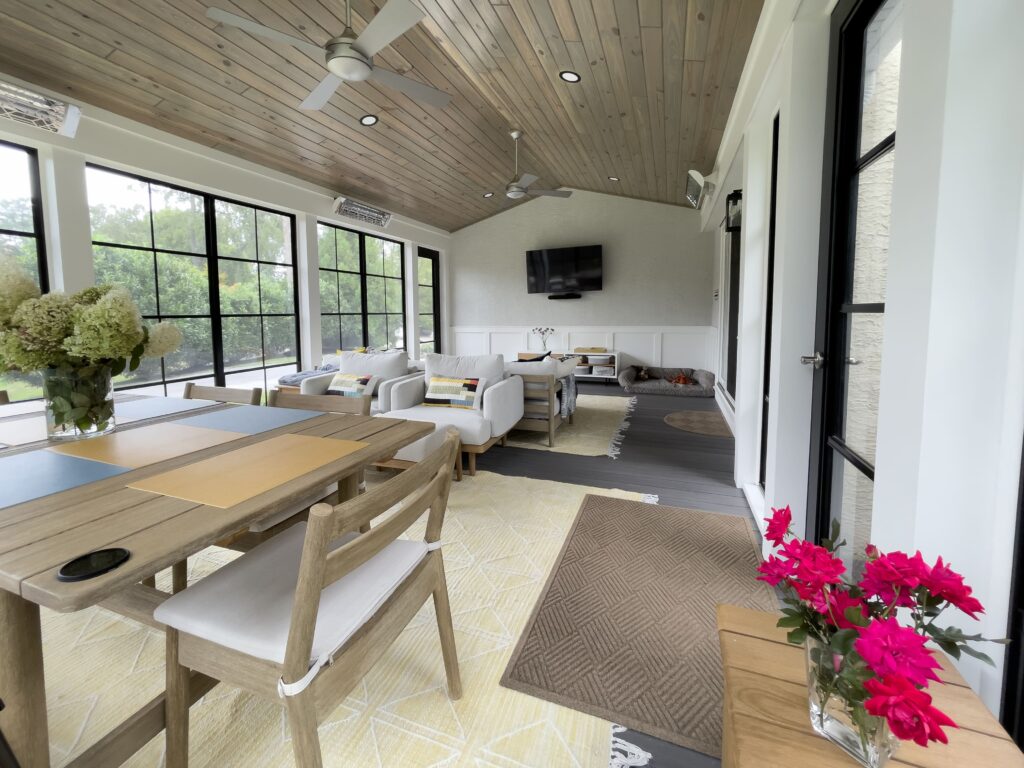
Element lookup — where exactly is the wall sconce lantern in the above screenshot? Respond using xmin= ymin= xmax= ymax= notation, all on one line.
xmin=725 ymin=190 xmax=743 ymax=232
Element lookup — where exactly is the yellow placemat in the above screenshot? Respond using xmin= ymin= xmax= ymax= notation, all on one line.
xmin=127 ymin=434 xmax=368 ymax=509
xmin=47 ymin=422 xmax=245 ymax=468
xmin=0 ymin=415 xmax=47 ymax=447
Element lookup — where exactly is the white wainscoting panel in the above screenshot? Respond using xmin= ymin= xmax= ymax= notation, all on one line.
xmin=451 ymin=326 xmax=715 ymax=369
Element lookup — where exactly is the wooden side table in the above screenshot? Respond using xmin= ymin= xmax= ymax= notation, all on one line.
xmin=717 ymin=605 xmax=1024 ymax=767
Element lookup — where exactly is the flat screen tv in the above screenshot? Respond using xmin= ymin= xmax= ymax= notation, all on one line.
xmin=526 ymin=245 xmax=603 ymax=294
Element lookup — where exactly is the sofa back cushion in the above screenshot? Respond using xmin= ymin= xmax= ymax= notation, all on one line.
xmin=424 ymin=353 xmax=504 ymax=394
xmin=322 ymin=350 xmax=409 ymax=393
xmin=423 ymin=375 xmax=486 ymax=410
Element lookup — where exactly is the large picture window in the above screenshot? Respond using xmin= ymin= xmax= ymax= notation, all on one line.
xmin=87 ymin=165 xmax=299 ymax=397
xmin=318 ymin=222 xmax=405 ymax=355
xmin=0 ymin=140 xmax=49 ymax=402
xmin=417 ymin=248 xmax=441 ymax=354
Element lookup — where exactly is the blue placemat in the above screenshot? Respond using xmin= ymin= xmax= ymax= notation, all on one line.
xmin=175 ymin=405 xmax=324 ymax=435
xmin=116 ymin=396 xmax=219 ymax=423
xmin=0 ymin=451 xmax=130 ymax=509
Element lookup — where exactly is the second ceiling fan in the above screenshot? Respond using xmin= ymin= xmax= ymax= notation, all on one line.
xmin=206 ymin=0 xmax=452 ymax=111
xmin=499 ymin=130 xmax=571 ymax=200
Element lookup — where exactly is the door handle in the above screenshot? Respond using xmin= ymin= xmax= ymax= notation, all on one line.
xmin=846 ymin=357 xmax=861 ymax=366
xmin=800 ymin=352 xmax=825 ymax=369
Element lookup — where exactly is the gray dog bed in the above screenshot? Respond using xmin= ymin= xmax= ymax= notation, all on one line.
xmin=618 ymin=366 xmax=715 ymax=397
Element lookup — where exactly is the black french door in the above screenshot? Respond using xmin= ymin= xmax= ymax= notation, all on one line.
xmin=759 ymin=114 xmax=780 ymax=488
xmin=1002 ymin=439 xmax=1024 ymax=744
xmin=806 ymin=0 xmax=903 ymax=565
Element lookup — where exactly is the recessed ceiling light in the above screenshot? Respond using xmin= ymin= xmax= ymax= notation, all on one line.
xmin=608 ymin=176 xmax=620 ymax=182
xmin=559 ymin=70 xmax=582 ymax=83
xmin=359 ymin=114 xmax=378 ymax=126
xmin=483 ymin=192 xmax=494 ymax=198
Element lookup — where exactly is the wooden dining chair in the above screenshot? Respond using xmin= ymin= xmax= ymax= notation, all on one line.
xmin=156 ymin=429 xmax=461 ymax=768
xmin=0 ymin=390 xmax=8 ymax=405
xmin=268 ymin=389 xmax=371 ymax=416
xmin=183 ymin=382 xmax=262 ymax=405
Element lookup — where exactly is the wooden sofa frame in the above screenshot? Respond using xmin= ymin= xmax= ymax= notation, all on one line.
xmin=513 ymin=374 xmax=572 ymax=447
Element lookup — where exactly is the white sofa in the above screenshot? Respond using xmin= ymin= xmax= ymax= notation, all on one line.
xmin=298 ymin=350 xmax=422 ymax=414
xmin=383 ymin=353 xmax=524 ymax=475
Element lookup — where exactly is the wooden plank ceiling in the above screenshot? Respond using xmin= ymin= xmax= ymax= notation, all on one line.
xmin=0 ymin=0 xmax=762 ymax=231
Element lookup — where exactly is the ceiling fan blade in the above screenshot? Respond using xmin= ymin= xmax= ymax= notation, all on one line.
xmin=529 ymin=189 xmax=572 ymax=198
xmin=370 ymin=67 xmax=451 ymax=109
xmin=515 ymin=173 xmax=539 ymax=188
xmin=353 ymin=0 xmax=425 ymax=57
xmin=206 ymin=8 xmax=325 ymax=59
xmin=300 ymin=73 xmax=344 ymax=110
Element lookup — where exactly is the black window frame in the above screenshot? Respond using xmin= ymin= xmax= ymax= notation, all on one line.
xmin=86 ymin=163 xmax=301 ymax=396
xmin=0 ymin=138 xmax=49 ymax=291
xmin=0 ymin=139 xmax=51 ymax=403
xmin=417 ymin=247 xmax=441 ymax=355
xmin=317 ymin=221 xmax=406 ymax=354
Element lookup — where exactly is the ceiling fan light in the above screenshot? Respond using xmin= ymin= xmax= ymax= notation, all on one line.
xmin=506 ymin=188 xmax=526 ymax=199
xmin=326 ymin=53 xmax=373 ymax=81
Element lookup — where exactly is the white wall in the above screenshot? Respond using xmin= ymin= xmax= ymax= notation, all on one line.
xmin=0 ymin=73 xmax=453 ymax=366
xmin=448 ymin=190 xmax=715 ymax=365
xmin=701 ymin=1 xmax=829 ymax=539
xmin=872 ymin=0 xmax=1024 ymax=710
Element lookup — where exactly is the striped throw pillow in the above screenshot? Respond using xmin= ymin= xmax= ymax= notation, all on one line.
xmin=326 ymin=373 xmax=380 ymax=397
xmin=423 ymin=376 xmax=486 ymax=410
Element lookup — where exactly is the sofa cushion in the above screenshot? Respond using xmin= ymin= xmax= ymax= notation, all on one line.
xmin=154 ymin=522 xmax=428 ymax=665
xmin=423 ymin=375 xmax=485 ymax=410
xmin=386 ymin=405 xmax=491 ymax=446
xmin=424 ymin=353 xmax=504 ymax=394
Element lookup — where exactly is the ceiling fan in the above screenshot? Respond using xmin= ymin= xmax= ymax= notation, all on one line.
xmin=499 ymin=130 xmax=571 ymax=200
xmin=206 ymin=0 xmax=452 ymax=111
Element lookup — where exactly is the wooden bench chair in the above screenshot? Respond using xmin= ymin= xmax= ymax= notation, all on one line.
xmin=156 ymin=429 xmax=462 ymax=768
xmin=268 ymin=389 xmax=371 ymax=416
xmin=183 ymin=382 xmax=262 ymax=405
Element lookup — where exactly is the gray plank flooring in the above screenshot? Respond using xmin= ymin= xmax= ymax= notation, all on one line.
xmin=480 ymin=382 xmax=754 ymax=767
xmin=477 ymin=382 xmax=749 ymax=515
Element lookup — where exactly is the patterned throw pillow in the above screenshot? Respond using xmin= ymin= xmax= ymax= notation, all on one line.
xmin=326 ymin=373 xmax=380 ymax=397
xmin=423 ymin=376 xmax=486 ymax=410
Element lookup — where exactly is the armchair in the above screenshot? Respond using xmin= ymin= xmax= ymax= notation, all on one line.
xmin=384 ymin=354 xmax=524 ymax=475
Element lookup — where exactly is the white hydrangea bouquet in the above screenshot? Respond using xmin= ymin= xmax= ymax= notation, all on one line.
xmin=0 ymin=258 xmax=181 ymax=439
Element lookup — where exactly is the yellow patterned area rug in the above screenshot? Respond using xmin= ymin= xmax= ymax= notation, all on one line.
xmin=506 ymin=394 xmax=635 ymax=457
xmin=40 ymin=471 xmax=647 ymax=767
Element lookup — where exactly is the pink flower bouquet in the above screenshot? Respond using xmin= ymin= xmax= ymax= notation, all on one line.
xmin=758 ymin=506 xmax=1002 ymax=767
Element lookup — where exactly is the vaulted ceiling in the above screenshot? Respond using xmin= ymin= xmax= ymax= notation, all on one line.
xmin=0 ymin=0 xmax=762 ymax=231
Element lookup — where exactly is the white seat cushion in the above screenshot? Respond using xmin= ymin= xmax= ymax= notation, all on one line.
xmin=382 ymin=420 xmax=448 ymax=463
xmin=386 ymin=405 xmax=491 ymax=446
xmin=154 ymin=523 xmax=427 ymax=665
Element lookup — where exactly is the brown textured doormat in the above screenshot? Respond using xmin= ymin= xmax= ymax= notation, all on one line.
xmin=500 ymin=495 xmax=776 ymax=757
xmin=663 ymin=410 xmax=733 ymax=437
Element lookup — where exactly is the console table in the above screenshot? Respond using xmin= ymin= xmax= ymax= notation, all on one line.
xmin=717 ymin=605 xmax=1024 ymax=767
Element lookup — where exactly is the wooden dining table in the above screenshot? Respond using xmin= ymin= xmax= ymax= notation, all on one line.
xmin=0 ymin=396 xmax=431 ymax=768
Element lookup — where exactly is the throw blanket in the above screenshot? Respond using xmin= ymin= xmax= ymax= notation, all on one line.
xmin=560 ymin=374 xmax=578 ymax=420
xmin=277 ymin=363 xmax=338 ymax=388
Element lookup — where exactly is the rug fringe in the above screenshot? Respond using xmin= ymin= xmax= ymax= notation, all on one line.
xmin=607 ymin=396 xmax=637 ymax=459
xmin=609 ymin=725 xmax=652 ymax=767
xmin=640 ymin=493 xmax=660 ymax=504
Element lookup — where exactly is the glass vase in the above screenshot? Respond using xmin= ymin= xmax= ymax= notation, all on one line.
xmin=806 ymin=636 xmax=899 ymax=768
xmin=41 ymin=365 xmax=116 ymax=441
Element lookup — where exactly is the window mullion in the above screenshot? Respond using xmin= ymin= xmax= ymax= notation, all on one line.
xmin=206 ymin=194 xmax=226 ymax=387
